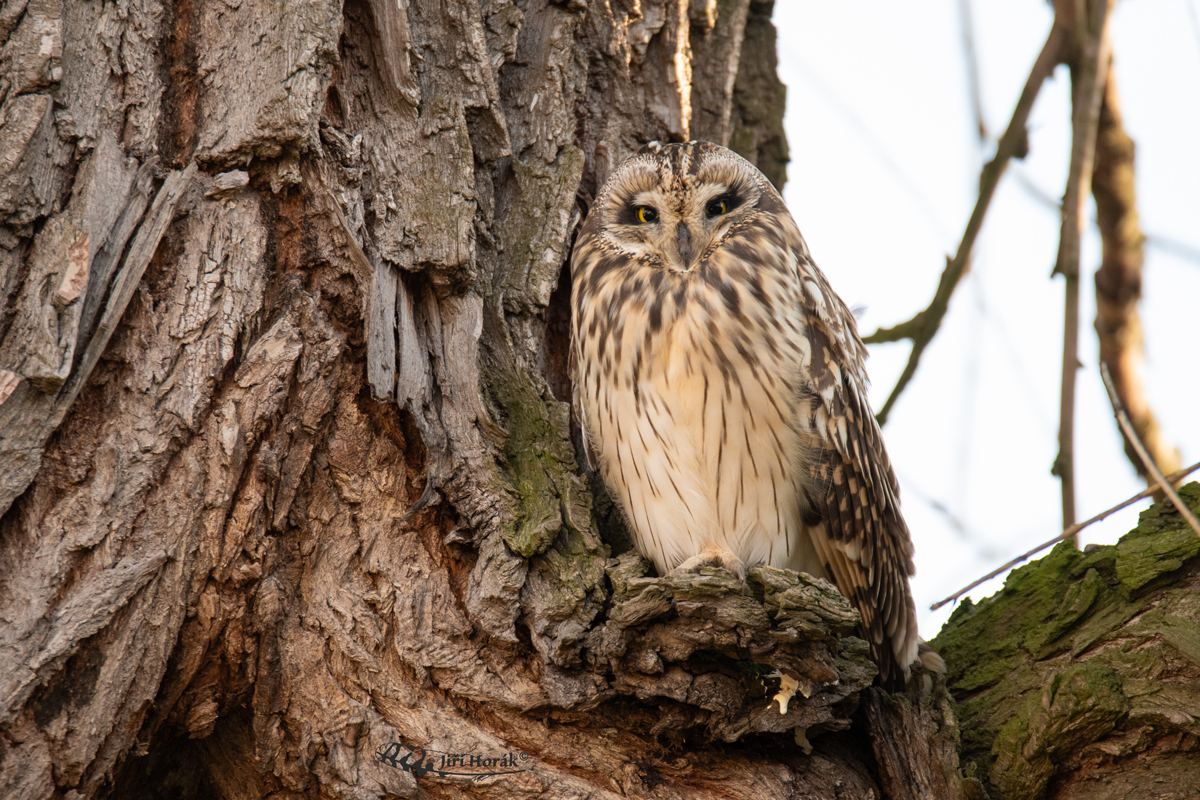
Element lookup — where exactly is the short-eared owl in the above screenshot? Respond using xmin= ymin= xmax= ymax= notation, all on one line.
xmin=570 ymin=140 xmax=932 ymax=686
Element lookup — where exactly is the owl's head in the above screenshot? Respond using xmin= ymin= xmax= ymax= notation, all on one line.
xmin=583 ymin=141 xmax=784 ymax=272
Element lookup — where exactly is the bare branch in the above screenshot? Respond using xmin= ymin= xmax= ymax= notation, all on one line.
xmin=930 ymin=459 xmax=1200 ymax=610
xmin=866 ymin=21 xmax=1066 ymax=424
xmin=1100 ymin=363 xmax=1200 ymax=537
xmin=1007 ymin=164 xmax=1200 ymax=267
xmin=1052 ymin=0 xmax=1114 ymax=533
xmin=1092 ymin=67 xmax=1182 ymax=487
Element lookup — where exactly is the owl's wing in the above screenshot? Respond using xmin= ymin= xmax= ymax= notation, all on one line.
xmin=793 ymin=252 xmax=919 ymax=688
xmin=568 ymin=313 xmax=597 ymax=473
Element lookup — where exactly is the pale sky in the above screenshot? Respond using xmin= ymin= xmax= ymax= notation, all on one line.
xmin=774 ymin=0 xmax=1200 ymax=637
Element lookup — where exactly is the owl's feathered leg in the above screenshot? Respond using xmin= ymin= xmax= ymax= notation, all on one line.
xmin=670 ymin=544 xmax=746 ymax=580
xmin=917 ymin=640 xmax=945 ymax=674
xmin=915 ymin=640 xmax=946 ymax=693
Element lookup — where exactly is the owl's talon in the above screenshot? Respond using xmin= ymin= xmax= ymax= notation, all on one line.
xmin=671 ymin=550 xmax=746 ymax=580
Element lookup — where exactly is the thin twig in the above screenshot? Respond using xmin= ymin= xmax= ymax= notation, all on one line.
xmin=1188 ymin=0 xmax=1200 ymax=61
xmin=930 ymin=460 xmax=1200 ymax=611
xmin=958 ymin=0 xmax=988 ymax=143
xmin=1100 ymin=363 xmax=1200 ymax=537
xmin=866 ymin=21 xmax=1066 ymax=425
xmin=784 ymin=52 xmax=948 ymax=240
xmin=1005 ymin=166 xmax=1200 ymax=267
xmin=1053 ymin=0 xmax=1113 ymax=535
xmin=1146 ymin=232 xmax=1200 ymax=266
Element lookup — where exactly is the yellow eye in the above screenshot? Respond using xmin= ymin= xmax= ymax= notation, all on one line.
xmin=636 ymin=206 xmax=658 ymax=223
xmin=706 ymin=199 xmax=728 ymax=217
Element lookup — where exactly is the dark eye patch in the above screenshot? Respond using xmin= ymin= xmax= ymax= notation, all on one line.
xmin=619 ymin=205 xmax=658 ymax=225
xmin=706 ymin=193 xmax=739 ymax=218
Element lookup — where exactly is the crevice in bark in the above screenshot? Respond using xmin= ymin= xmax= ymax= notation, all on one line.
xmin=109 ymin=729 xmax=215 ymax=800
xmin=0 ymin=235 xmax=32 ymax=344
xmin=158 ymin=0 xmax=201 ymax=169
xmin=543 ymin=260 xmax=573 ymax=405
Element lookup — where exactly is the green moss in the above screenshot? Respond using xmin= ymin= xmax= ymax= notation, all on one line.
xmin=480 ymin=308 xmax=610 ymax=610
xmin=990 ymin=663 xmax=1129 ymax=800
xmin=933 ymin=541 xmax=1085 ymax=693
xmin=480 ymin=337 xmax=610 ymax=667
xmin=1027 ymin=567 xmax=1101 ymax=658
xmin=486 ymin=363 xmax=577 ymax=558
xmin=538 ymin=494 xmax=610 ymax=607
xmin=1115 ymin=484 xmax=1200 ymax=594
xmin=933 ymin=483 xmax=1200 ymax=796
xmin=1161 ymin=614 xmax=1200 ymax=665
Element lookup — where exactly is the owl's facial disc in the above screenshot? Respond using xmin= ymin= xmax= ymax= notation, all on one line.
xmin=596 ymin=147 xmax=767 ymax=272
xmin=616 ymin=182 xmax=746 ymax=271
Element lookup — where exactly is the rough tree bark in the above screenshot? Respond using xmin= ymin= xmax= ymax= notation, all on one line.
xmin=0 ymin=2 xmax=1186 ymax=799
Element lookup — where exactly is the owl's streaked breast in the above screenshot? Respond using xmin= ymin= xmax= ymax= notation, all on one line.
xmin=574 ymin=232 xmax=827 ymax=579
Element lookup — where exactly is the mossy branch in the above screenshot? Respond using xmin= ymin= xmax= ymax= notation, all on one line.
xmin=934 ymin=483 xmax=1200 ymax=799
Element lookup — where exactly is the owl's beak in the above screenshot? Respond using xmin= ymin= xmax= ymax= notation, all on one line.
xmin=676 ymin=222 xmax=694 ymax=266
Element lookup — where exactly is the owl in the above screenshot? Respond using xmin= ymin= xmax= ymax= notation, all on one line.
xmin=569 ymin=140 xmax=936 ymax=687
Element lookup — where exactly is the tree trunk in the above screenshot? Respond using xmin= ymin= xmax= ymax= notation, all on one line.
xmin=0 ymin=1 xmax=938 ymax=796
xmin=5 ymin=1 xmax=1187 ymax=798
